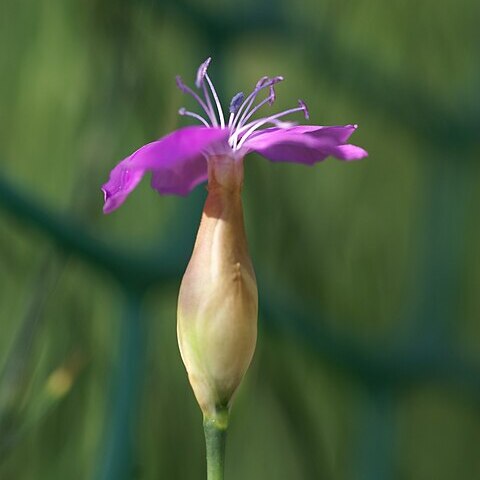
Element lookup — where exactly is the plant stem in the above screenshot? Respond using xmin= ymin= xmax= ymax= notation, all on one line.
xmin=203 ymin=408 xmax=229 ymax=480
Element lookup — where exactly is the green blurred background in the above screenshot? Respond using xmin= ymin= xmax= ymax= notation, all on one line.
xmin=1 ymin=0 xmax=479 ymax=478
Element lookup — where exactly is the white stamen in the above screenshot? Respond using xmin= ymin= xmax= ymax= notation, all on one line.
xmin=201 ymin=82 xmax=218 ymax=127
xmin=205 ymin=73 xmax=225 ymax=128
xmin=268 ymin=119 xmax=297 ymax=128
xmin=231 ymin=76 xmax=283 ymax=130
xmin=176 ymin=76 xmax=215 ymax=125
xmin=178 ymin=108 xmax=210 ymax=127
xmin=236 ymin=90 xmax=275 ymax=129
xmin=235 ymin=104 xmax=307 ymax=150
xmin=175 ymin=61 xmax=311 ymax=154
xmin=231 ymin=86 xmax=264 ymax=129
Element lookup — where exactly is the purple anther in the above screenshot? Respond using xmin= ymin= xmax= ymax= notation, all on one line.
xmin=255 ymin=76 xmax=270 ymax=89
xmin=268 ymin=86 xmax=276 ymax=106
xmin=176 ymin=76 xmax=189 ymax=93
xmin=269 ymin=76 xmax=284 ymax=85
xmin=298 ymin=100 xmax=309 ymax=119
xmin=229 ymin=92 xmax=245 ymax=114
xmin=195 ymin=57 xmax=212 ymax=88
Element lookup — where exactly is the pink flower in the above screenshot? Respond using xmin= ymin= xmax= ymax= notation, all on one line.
xmin=101 ymin=57 xmax=367 ymax=213
xmin=100 ymin=58 xmax=369 ymax=423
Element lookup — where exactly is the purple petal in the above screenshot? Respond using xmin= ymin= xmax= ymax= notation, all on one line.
xmin=101 ymin=163 xmax=145 ymax=214
xmin=243 ymin=125 xmax=367 ymax=165
xmin=319 ymin=144 xmax=369 ymax=161
xmin=249 ymin=124 xmax=358 ymax=144
xmin=101 ymin=126 xmax=227 ymax=213
xmin=297 ymin=124 xmax=358 ymax=143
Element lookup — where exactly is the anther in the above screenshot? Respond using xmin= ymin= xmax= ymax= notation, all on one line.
xmin=270 ymin=76 xmax=284 ymax=84
xmin=268 ymin=86 xmax=276 ymax=105
xmin=298 ymin=100 xmax=309 ymax=120
xmin=255 ymin=76 xmax=270 ymax=88
xmin=195 ymin=57 xmax=212 ymax=88
xmin=175 ymin=76 xmax=189 ymax=93
xmin=229 ymin=92 xmax=245 ymax=114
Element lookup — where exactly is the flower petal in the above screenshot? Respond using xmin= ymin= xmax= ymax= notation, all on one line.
xmin=243 ymin=125 xmax=367 ymax=165
xmin=319 ymin=144 xmax=369 ymax=161
xmin=101 ymin=126 xmax=227 ymax=213
xmin=295 ymin=124 xmax=358 ymax=144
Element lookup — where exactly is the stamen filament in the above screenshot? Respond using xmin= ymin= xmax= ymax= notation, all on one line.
xmin=202 ymin=83 xmax=218 ymax=127
xmin=231 ymin=77 xmax=283 ymax=130
xmin=268 ymin=119 xmax=297 ymax=128
xmin=205 ymin=74 xmax=225 ymax=128
xmin=235 ymin=105 xmax=306 ymax=149
xmin=230 ymin=91 xmax=262 ymax=130
xmin=236 ymin=94 xmax=274 ymax=130
xmin=178 ymin=108 xmax=210 ymax=127
xmin=176 ymin=77 xmax=215 ymax=125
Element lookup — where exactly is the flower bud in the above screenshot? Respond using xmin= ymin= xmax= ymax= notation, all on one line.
xmin=177 ymin=155 xmax=258 ymax=417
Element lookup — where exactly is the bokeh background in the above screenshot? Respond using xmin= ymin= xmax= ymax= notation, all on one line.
xmin=1 ymin=0 xmax=479 ymax=478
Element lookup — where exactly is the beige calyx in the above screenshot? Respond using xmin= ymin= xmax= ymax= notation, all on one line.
xmin=177 ymin=155 xmax=258 ymax=418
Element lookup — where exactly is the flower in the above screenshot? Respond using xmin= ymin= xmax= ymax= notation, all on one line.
xmin=101 ymin=57 xmax=367 ymax=214
xmin=101 ymin=58 xmax=367 ymax=419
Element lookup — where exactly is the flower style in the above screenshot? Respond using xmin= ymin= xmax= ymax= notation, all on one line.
xmin=101 ymin=58 xmax=367 ymax=426
xmin=101 ymin=57 xmax=367 ymax=214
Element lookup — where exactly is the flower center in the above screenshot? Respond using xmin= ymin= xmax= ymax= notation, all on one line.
xmin=177 ymin=57 xmax=309 ymax=152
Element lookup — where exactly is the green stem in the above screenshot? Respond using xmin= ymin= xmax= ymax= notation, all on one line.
xmin=203 ymin=408 xmax=229 ymax=480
